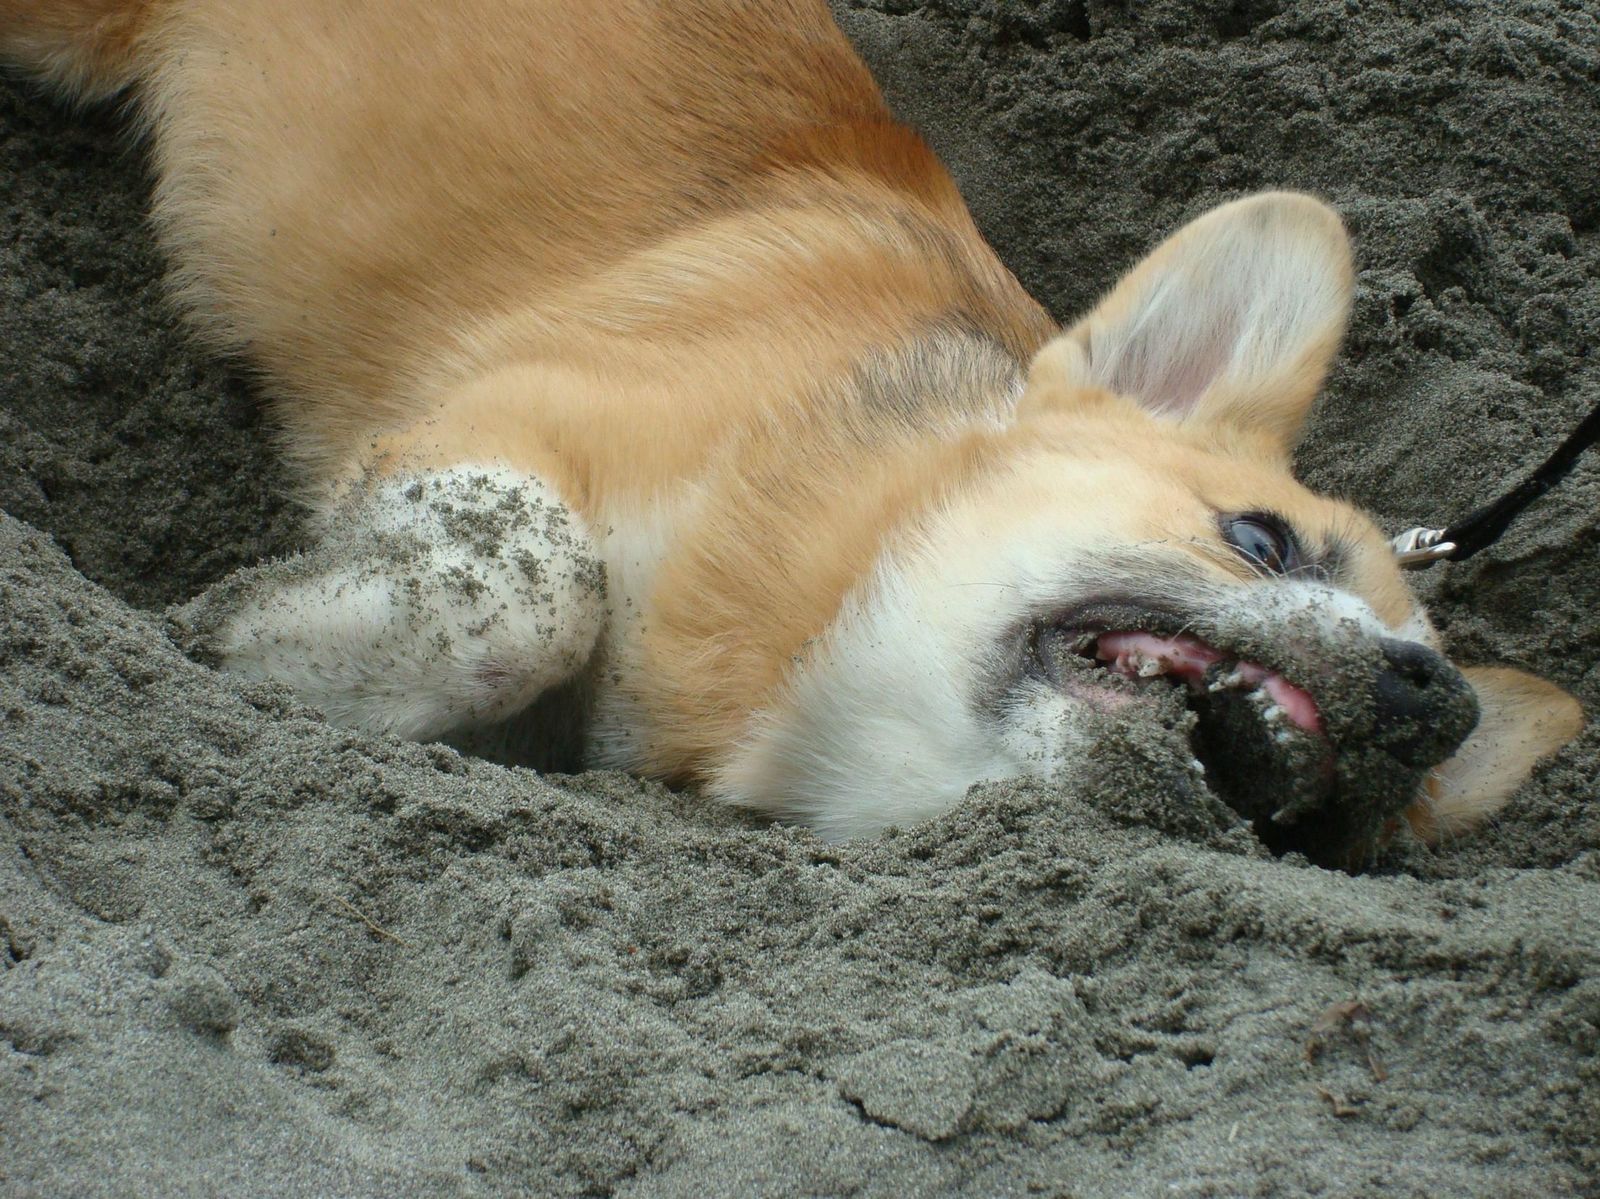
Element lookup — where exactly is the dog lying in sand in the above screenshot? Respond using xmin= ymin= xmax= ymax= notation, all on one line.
xmin=2 ymin=0 xmax=1582 ymax=864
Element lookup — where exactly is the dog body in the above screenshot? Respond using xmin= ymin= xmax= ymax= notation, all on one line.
xmin=2 ymin=0 xmax=1580 ymax=856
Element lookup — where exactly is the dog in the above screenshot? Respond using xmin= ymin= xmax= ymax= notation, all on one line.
xmin=2 ymin=0 xmax=1582 ymax=864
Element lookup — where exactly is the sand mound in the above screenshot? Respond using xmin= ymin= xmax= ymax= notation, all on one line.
xmin=3 ymin=1 xmax=1598 ymax=1194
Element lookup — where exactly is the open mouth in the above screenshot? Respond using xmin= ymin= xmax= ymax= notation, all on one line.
xmin=1024 ymin=614 xmax=1343 ymax=853
xmin=1092 ymin=629 xmax=1323 ymax=738
xmin=1017 ymin=602 xmax=1480 ymax=868
xmin=1028 ymin=621 xmax=1324 ymax=740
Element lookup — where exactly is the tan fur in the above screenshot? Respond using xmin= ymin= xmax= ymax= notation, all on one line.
xmin=0 ymin=0 xmax=153 ymax=100
xmin=4 ymin=0 xmax=1051 ymax=493
xmin=1408 ymin=667 xmax=1584 ymax=841
xmin=2 ymin=0 xmax=1581 ymax=844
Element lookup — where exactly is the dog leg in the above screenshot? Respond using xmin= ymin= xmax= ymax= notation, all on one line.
xmin=171 ymin=464 xmax=607 ymax=743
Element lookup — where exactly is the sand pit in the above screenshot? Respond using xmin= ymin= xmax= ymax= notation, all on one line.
xmin=3 ymin=1 xmax=1598 ymax=1194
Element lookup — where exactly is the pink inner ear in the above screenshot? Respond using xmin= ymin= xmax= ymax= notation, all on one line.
xmin=1099 ymin=300 xmax=1242 ymax=421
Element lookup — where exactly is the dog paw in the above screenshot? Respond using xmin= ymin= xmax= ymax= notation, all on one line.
xmin=168 ymin=466 xmax=606 ymax=741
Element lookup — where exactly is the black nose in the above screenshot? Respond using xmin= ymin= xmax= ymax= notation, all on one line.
xmin=1371 ymin=638 xmax=1479 ymax=767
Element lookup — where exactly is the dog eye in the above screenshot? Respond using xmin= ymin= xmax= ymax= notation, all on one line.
xmin=1220 ymin=513 xmax=1300 ymax=575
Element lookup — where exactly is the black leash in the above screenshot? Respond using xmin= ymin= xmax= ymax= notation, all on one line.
xmin=1393 ymin=394 xmax=1600 ymax=568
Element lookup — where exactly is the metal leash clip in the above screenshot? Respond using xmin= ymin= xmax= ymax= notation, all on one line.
xmin=1386 ymin=395 xmax=1598 ymax=570
xmin=1391 ymin=526 xmax=1457 ymax=569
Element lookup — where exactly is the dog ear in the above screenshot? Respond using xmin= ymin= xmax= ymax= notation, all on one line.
xmin=1018 ymin=192 xmax=1354 ymax=453
xmin=1405 ymin=666 xmax=1584 ymax=842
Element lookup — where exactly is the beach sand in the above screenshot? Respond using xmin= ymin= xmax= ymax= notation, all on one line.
xmin=3 ymin=1 xmax=1598 ymax=1194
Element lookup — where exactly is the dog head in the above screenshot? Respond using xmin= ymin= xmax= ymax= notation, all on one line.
xmin=711 ymin=192 xmax=1581 ymax=866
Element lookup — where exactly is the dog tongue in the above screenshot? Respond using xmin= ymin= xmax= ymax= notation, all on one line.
xmin=1095 ymin=630 xmax=1323 ymax=735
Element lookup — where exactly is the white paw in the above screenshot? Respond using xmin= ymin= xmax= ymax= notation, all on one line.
xmin=173 ymin=467 xmax=605 ymax=741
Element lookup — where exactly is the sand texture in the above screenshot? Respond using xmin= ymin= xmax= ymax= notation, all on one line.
xmin=3 ymin=1 xmax=1599 ymax=1194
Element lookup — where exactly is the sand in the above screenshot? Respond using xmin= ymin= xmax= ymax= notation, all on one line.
xmin=3 ymin=0 xmax=1599 ymax=1194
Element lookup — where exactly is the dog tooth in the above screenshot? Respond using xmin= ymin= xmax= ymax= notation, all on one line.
xmin=1136 ymin=658 xmax=1163 ymax=678
xmin=1211 ymin=667 xmax=1247 ymax=691
xmin=1262 ymin=703 xmax=1285 ymax=723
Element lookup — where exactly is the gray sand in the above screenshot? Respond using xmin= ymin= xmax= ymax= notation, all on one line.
xmin=3 ymin=1 xmax=1599 ymax=1194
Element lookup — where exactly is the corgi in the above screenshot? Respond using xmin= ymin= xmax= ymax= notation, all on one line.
xmin=2 ymin=0 xmax=1582 ymax=865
